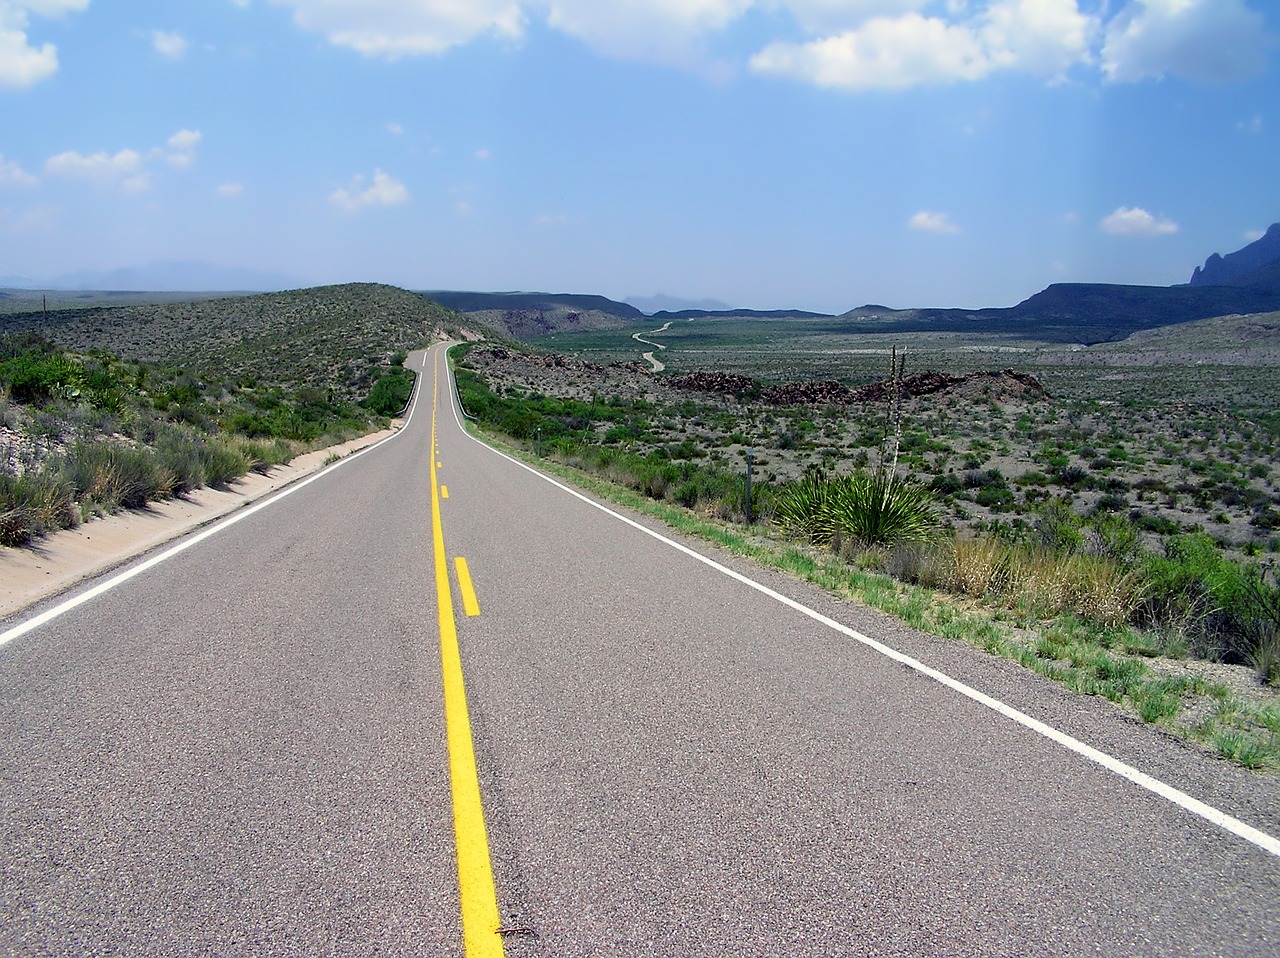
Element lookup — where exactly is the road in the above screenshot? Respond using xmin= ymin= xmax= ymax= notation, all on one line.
xmin=2 ymin=343 xmax=1278 ymax=956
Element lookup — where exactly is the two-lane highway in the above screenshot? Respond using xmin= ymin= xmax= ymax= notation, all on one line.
xmin=3 ymin=343 xmax=1278 ymax=956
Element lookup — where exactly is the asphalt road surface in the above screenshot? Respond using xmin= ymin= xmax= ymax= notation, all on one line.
xmin=3 ymin=343 xmax=1278 ymax=957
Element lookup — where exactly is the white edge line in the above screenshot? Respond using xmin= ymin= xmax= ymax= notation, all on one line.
xmin=0 ymin=349 xmax=431 ymax=651
xmin=443 ymin=348 xmax=1280 ymax=861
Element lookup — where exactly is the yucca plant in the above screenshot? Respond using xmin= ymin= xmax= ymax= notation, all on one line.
xmin=775 ymin=473 xmax=832 ymax=542
xmin=819 ymin=470 xmax=940 ymax=550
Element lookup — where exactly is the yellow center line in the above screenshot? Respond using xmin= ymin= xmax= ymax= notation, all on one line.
xmin=442 ymin=485 xmax=449 ymax=500
xmin=429 ymin=348 xmax=505 ymax=957
xmin=454 ymin=557 xmax=482 ymax=617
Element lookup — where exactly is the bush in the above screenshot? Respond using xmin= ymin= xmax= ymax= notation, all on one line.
xmin=362 ymin=367 xmax=416 ymax=416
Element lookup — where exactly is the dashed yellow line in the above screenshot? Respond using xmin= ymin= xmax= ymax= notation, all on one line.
xmin=455 ymin=557 xmax=481 ymax=617
xmin=429 ymin=349 xmax=504 ymax=958
xmin=441 ymin=485 xmax=449 ymax=500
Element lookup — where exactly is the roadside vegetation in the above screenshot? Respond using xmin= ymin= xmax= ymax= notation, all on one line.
xmin=452 ymin=338 xmax=1280 ymax=770
xmin=0 ymin=288 xmax=433 ymax=546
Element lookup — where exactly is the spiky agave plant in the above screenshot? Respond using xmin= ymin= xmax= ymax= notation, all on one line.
xmin=820 ymin=469 xmax=940 ymax=550
xmin=775 ymin=473 xmax=833 ymax=543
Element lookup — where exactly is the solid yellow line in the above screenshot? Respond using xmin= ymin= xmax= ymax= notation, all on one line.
xmin=441 ymin=485 xmax=449 ymax=500
xmin=455 ymin=557 xmax=481 ymax=617
xmin=430 ymin=349 xmax=505 ymax=958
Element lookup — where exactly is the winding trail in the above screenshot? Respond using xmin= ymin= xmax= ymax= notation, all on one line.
xmin=632 ymin=321 xmax=672 ymax=371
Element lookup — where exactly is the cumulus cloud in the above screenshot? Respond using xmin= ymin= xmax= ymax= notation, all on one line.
xmin=256 ymin=0 xmax=1271 ymax=92
xmin=1100 ymin=206 xmax=1178 ymax=236
xmin=266 ymin=0 xmax=523 ymax=58
xmin=544 ymin=0 xmax=752 ymax=62
xmin=909 ymin=210 xmax=960 ymax=233
xmin=0 ymin=6 xmax=55 ymax=87
xmin=0 ymin=0 xmax=90 ymax=88
xmin=752 ymin=13 xmax=989 ymax=89
xmin=217 ymin=182 xmax=244 ymax=198
xmin=329 ymin=169 xmax=409 ymax=212
xmin=1102 ymin=0 xmax=1270 ymax=83
xmin=151 ymin=29 xmax=188 ymax=59
xmin=751 ymin=0 xmax=1099 ymax=90
xmin=0 ymin=153 xmax=37 ymax=186
xmin=45 ymin=148 xmax=151 ymax=192
xmin=43 ymin=129 xmax=199 ymax=192
xmin=160 ymin=128 xmax=202 ymax=168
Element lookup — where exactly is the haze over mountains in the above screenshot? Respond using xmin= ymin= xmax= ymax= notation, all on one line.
xmin=0 ymin=262 xmax=301 ymax=294
xmin=5 ymin=223 xmax=1280 ymax=347
xmin=420 ymin=223 xmax=1280 ymax=345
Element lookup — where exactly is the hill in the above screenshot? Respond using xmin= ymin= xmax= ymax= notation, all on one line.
xmin=419 ymin=290 xmax=643 ymax=340
xmin=0 ymin=283 xmax=457 ymax=403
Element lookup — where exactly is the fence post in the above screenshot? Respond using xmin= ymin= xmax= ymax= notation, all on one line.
xmin=745 ymin=448 xmax=753 ymax=525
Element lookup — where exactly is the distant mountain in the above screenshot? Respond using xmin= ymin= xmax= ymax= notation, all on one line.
xmin=652 ymin=307 xmax=835 ymax=320
xmin=1190 ymin=224 xmax=1280 ymax=287
xmin=47 ymin=261 xmax=301 ymax=292
xmin=420 ymin=290 xmax=642 ymax=319
xmin=418 ymin=290 xmax=644 ymax=339
xmin=625 ymin=294 xmax=733 ymax=315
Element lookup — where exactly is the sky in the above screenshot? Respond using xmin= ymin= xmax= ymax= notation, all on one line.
xmin=0 ymin=0 xmax=1277 ymax=312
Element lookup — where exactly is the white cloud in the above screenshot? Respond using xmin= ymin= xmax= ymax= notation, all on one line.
xmin=978 ymin=0 xmax=1098 ymax=77
xmin=909 ymin=210 xmax=960 ymax=233
xmin=329 ymin=169 xmax=409 ymax=212
xmin=387 ymin=121 xmax=404 ymax=135
xmin=752 ymin=13 xmax=990 ymax=89
xmin=44 ymin=129 xmax=197 ymax=192
xmin=474 ymin=147 xmax=492 ymax=160
xmin=750 ymin=1 xmax=1098 ymax=90
xmin=151 ymin=29 xmax=188 ymax=59
xmin=266 ymin=0 xmax=523 ymax=58
xmin=544 ymin=0 xmax=752 ymax=62
xmin=1244 ymin=228 xmax=1265 ymax=242
xmin=0 ymin=153 xmax=37 ymax=186
xmin=0 ymin=5 xmax=57 ymax=88
xmin=45 ymin=148 xmax=151 ymax=192
xmin=1100 ymin=206 xmax=1178 ymax=236
xmin=1237 ymin=114 xmax=1263 ymax=134
xmin=159 ymin=128 xmax=202 ymax=168
xmin=217 ymin=182 xmax=243 ymax=198
xmin=0 ymin=1 xmax=90 ymax=88
xmin=1102 ymin=0 xmax=1270 ymax=83
xmin=249 ymin=0 xmax=1271 ymax=92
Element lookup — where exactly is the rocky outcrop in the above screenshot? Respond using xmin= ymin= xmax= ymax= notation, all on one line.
xmin=668 ymin=368 xmax=1047 ymax=405
xmin=667 ymin=372 xmax=758 ymax=396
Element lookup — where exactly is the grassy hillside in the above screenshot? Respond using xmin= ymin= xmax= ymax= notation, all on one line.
xmin=0 ymin=283 xmax=456 ymax=403
xmin=1 ymin=284 xmax=452 ymax=546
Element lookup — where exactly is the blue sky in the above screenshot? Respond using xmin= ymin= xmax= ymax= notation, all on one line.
xmin=1 ymin=0 xmax=1276 ymax=311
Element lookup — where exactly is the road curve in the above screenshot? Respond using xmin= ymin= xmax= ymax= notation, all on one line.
xmin=2 ymin=343 xmax=1278 ymax=957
